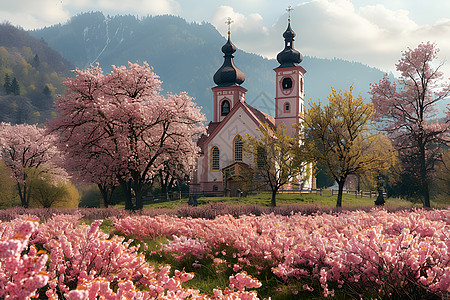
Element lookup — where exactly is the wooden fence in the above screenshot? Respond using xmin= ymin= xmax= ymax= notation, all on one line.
xmin=331 ymin=189 xmax=387 ymax=198
xmin=141 ymin=189 xmax=383 ymax=205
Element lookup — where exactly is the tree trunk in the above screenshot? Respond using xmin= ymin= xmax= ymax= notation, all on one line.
xmin=119 ymin=179 xmax=134 ymax=210
xmin=422 ymin=177 xmax=430 ymax=208
xmin=271 ymin=189 xmax=277 ymax=207
xmin=336 ymin=180 xmax=345 ymax=208
xmin=17 ymin=182 xmax=28 ymax=208
xmin=419 ymin=141 xmax=431 ymax=208
xmin=98 ymin=184 xmax=115 ymax=208
xmin=160 ymin=170 xmax=168 ymax=194
xmin=135 ymin=187 xmax=144 ymax=210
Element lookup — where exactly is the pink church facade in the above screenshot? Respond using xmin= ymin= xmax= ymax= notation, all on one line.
xmin=190 ymin=20 xmax=315 ymax=194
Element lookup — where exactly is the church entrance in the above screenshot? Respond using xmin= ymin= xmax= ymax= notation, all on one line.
xmin=222 ymin=162 xmax=252 ymax=197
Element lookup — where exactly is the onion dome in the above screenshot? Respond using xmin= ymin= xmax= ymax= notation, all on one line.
xmin=276 ymin=22 xmax=303 ymax=68
xmin=213 ymin=36 xmax=245 ymax=86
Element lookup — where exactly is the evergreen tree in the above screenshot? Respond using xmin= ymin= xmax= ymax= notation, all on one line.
xmin=32 ymin=54 xmax=40 ymax=68
xmin=11 ymin=77 xmax=20 ymax=95
xmin=42 ymin=85 xmax=51 ymax=97
xmin=4 ymin=74 xmax=11 ymax=94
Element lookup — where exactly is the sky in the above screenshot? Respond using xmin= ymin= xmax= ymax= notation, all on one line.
xmin=1 ymin=0 xmax=450 ymax=75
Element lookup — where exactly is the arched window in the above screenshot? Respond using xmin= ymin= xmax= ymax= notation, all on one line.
xmin=211 ymin=146 xmax=220 ymax=171
xmin=234 ymin=135 xmax=243 ymax=162
xmin=256 ymin=146 xmax=266 ymax=169
xmin=282 ymin=77 xmax=292 ymax=90
xmin=284 ymin=102 xmax=290 ymax=112
xmin=221 ymin=100 xmax=230 ymax=116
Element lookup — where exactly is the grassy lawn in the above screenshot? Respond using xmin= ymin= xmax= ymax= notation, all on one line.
xmin=113 ymin=189 xmax=449 ymax=210
xmin=120 ymin=189 xmax=422 ymax=210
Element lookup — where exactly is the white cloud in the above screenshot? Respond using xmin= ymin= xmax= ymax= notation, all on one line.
xmin=0 ymin=0 xmax=70 ymax=29
xmin=1 ymin=0 xmax=449 ymax=76
xmin=209 ymin=0 xmax=450 ymax=76
xmin=73 ymin=0 xmax=180 ymax=16
xmin=0 ymin=0 xmax=180 ymax=30
xmin=210 ymin=6 xmax=271 ymax=56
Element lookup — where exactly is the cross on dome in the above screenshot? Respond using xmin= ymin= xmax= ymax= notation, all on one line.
xmin=286 ymin=6 xmax=293 ymax=22
xmin=226 ymin=17 xmax=233 ymax=36
xmin=213 ymin=16 xmax=245 ymax=86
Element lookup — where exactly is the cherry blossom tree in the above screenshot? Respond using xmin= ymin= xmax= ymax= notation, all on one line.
xmin=50 ymin=62 xmax=205 ymax=209
xmin=369 ymin=42 xmax=450 ymax=207
xmin=62 ymin=150 xmax=118 ymax=208
xmin=0 ymin=123 xmax=66 ymax=208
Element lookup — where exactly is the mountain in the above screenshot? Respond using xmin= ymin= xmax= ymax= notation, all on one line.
xmin=30 ymin=12 xmax=386 ymax=120
xmin=0 ymin=23 xmax=73 ymax=124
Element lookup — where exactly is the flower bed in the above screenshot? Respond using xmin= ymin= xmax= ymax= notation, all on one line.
xmin=115 ymin=209 xmax=450 ymax=298
xmin=0 ymin=208 xmax=448 ymax=299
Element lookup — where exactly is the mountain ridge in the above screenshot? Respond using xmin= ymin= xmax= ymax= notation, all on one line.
xmin=29 ymin=12 xmax=387 ymax=120
xmin=0 ymin=22 xmax=73 ymax=124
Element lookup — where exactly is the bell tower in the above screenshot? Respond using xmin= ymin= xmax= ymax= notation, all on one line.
xmin=212 ymin=18 xmax=247 ymax=123
xmin=274 ymin=8 xmax=306 ymax=137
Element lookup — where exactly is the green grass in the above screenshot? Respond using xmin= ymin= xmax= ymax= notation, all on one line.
xmin=112 ymin=189 xmax=448 ymax=211
xmin=133 ymin=189 xmax=418 ymax=210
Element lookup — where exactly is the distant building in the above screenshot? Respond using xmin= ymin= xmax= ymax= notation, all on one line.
xmin=190 ymin=18 xmax=315 ymax=195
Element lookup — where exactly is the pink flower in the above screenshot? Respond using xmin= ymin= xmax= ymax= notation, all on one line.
xmin=65 ymin=290 xmax=88 ymax=300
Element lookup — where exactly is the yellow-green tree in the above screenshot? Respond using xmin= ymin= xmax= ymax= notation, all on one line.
xmin=27 ymin=169 xmax=80 ymax=208
xmin=245 ymin=123 xmax=308 ymax=207
xmin=351 ymin=134 xmax=399 ymax=202
xmin=431 ymin=149 xmax=450 ymax=204
xmin=301 ymin=87 xmax=380 ymax=207
xmin=0 ymin=160 xmax=19 ymax=208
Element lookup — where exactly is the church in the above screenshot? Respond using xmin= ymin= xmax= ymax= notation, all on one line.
xmin=190 ymin=17 xmax=315 ymax=195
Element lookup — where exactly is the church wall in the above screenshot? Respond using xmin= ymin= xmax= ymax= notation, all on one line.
xmin=199 ymin=106 xmax=262 ymax=191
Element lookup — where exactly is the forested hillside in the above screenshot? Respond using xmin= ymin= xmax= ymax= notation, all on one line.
xmin=31 ymin=12 xmax=386 ymax=120
xmin=0 ymin=23 xmax=73 ymax=124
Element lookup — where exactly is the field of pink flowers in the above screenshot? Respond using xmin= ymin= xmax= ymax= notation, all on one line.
xmin=0 ymin=208 xmax=448 ymax=299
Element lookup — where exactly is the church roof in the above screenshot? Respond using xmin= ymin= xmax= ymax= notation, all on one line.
xmin=245 ymin=104 xmax=275 ymax=128
xmin=197 ymin=102 xmax=274 ymax=150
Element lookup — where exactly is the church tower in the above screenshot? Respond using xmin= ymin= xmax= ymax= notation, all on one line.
xmin=212 ymin=18 xmax=247 ymax=123
xmin=274 ymin=13 xmax=306 ymax=137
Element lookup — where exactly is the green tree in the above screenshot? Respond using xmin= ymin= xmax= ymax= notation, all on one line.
xmin=351 ymin=134 xmax=399 ymax=203
xmin=0 ymin=160 xmax=19 ymax=208
xmin=42 ymin=85 xmax=51 ymax=97
xmin=430 ymin=149 xmax=450 ymax=204
xmin=11 ymin=77 xmax=20 ymax=95
xmin=28 ymin=171 xmax=68 ymax=208
xmin=301 ymin=87 xmax=380 ymax=207
xmin=32 ymin=54 xmax=40 ymax=69
xmin=4 ymin=74 xmax=11 ymax=94
xmin=245 ymin=123 xmax=308 ymax=207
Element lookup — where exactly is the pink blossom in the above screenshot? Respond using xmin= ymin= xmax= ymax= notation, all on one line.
xmin=65 ymin=289 xmax=89 ymax=300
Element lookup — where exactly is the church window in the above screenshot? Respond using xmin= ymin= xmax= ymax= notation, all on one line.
xmin=221 ymin=100 xmax=230 ymax=116
xmin=211 ymin=146 xmax=220 ymax=171
xmin=282 ymin=77 xmax=292 ymax=90
xmin=256 ymin=146 xmax=266 ymax=169
xmin=234 ymin=135 xmax=243 ymax=162
xmin=284 ymin=102 xmax=290 ymax=112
